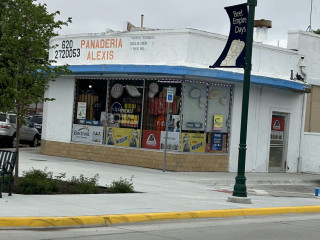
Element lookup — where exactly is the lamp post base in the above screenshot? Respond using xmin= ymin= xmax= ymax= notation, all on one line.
xmin=227 ymin=196 xmax=252 ymax=204
xmin=232 ymin=175 xmax=248 ymax=197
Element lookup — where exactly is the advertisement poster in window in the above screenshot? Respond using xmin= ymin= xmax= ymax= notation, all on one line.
xmin=72 ymin=124 xmax=104 ymax=144
xmin=271 ymin=116 xmax=284 ymax=140
xmin=180 ymin=132 xmax=205 ymax=153
xmin=160 ymin=131 xmax=180 ymax=151
xmin=213 ymin=114 xmax=223 ymax=131
xmin=211 ymin=133 xmax=223 ymax=150
xmin=142 ymin=130 xmax=161 ymax=149
xmin=77 ymin=102 xmax=87 ymax=119
xmin=106 ymin=127 xmax=140 ymax=147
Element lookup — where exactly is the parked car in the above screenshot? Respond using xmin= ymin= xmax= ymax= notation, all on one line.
xmin=0 ymin=112 xmax=41 ymax=148
xmin=29 ymin=114 xmax=42 ymax=137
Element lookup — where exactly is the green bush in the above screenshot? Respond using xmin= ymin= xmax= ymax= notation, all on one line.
xmin=19 ymin=168 xmax=59 ymax=194
xmin=68 ymin=174 xmax=100 ymax=194
xmin=108 ymin=176 xmax=134 ymax=193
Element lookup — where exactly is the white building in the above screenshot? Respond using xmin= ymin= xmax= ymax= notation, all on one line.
xmin=41 ymin=28 xmax=319 ymax=173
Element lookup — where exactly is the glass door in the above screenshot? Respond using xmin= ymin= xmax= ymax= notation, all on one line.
xmin=269 ymin=113 xmax=287 ymax=172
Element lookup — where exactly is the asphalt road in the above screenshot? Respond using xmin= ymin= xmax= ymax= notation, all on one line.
xmin=2 ymin=213 xmax=320 ymax=240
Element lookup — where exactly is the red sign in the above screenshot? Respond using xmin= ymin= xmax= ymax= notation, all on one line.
xmin=271 ymin=117 xmax=284 ymax=132
xmin=142 ymin=130 xmax=161 ymax=149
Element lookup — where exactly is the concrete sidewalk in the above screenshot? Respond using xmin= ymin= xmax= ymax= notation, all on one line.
xmin=0 ymin=147 xmax=320 ymax=228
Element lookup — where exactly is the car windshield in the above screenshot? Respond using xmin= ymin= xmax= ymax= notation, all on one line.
xmin=9 ymin=115 xmax=16 ymax=124
xmin=30 ymin=116 xmax=42 ymax=124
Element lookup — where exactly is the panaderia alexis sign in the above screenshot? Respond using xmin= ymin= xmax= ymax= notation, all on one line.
xmin=210 ymin=3 xmax=248 ymax=68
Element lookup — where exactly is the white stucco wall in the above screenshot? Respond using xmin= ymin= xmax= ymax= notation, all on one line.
xmin=300 ymin=133 xmax=320 ymax=173
xmin=42 ymin=77 xmax=75 ymax=143
xmin=287 ymin=30 xmax=320 ymax=86
xmin=287 ymin=31 xmax=320 ymax=173
xmin=49 ymin=29 xmax=301 ymax=81
xmin=229 ymin=84 xmax=304 ymax=173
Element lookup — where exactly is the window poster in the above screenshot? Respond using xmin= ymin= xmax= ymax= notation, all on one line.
xmin=160 ymin=131 xmax=180 ymax=151
xmin=106 ymin=127 xmax=140 ymax=147
xmin=142 ymin=130 xmax=161 ymax=149
xmin=211 ymin=133 xmax=223 ymax=150
xmin=72 ymin=124 xmax=104 ymax=144
xmin=213 ymin=114 xmax=223 ymax=131
xmin=77 ymin=102 xmax=87 ymax=119
xmin=182 ymin=83 xmax=206 ymax=131
xmin=180 ymin=132 xmax=205 ymax=153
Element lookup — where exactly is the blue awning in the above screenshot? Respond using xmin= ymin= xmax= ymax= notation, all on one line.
xmin=67 ymin=64 xmax=311 ymax=93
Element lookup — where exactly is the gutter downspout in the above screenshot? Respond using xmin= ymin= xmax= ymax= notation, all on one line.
xmin=298 ymin=57 xmax=307 ymax=173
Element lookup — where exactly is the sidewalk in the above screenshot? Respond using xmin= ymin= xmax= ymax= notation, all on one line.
xmin=0 ymin=147 xmax=320 ymax=228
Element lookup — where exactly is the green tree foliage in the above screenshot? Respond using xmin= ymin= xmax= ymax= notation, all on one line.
xmin=314 ymin=29 xmax=320 ymax=35
xmin=0 ymin=0 xmax=71 ymax=184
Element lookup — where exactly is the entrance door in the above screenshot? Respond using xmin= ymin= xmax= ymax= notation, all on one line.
xmin=268 ymin=113 xmax=287 ymax=172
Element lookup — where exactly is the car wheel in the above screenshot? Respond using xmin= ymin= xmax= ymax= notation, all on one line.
xmin=30 ymin=136 xmax=39 ymax=147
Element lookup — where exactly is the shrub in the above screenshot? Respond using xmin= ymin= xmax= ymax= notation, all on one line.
xmin=19 ymin=168 xmax=59 ymax=194
xmin=108 ymin=176 xmax=134 ymax=193
xmin=68 ymin=174 xmax=100 ymax=194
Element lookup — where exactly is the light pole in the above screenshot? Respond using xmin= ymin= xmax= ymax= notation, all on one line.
xmin=232 ymin=0 xmax=257 ymax=198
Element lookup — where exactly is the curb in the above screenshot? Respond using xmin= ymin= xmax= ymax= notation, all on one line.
xmin=1 ymin=205 xmax=320 ymax=229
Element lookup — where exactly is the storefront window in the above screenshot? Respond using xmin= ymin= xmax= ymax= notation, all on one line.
xmin=141 ymin=81 xmax=182 ymax=151
xmin=106 ymin=80 xmax=143 ymax=148
xmin=205 ymin=84 xmax=232 ymax=153
xmin=72 ymin=79 xmax=107 ymax=145
xmin=72 ymin=78 xmax=232 ymax=153
xmin=74 ymin=79 xmax=107 ymax=123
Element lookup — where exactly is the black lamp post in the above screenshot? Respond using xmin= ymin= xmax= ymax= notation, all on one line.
xmin=232 ymin=0 xmax=257 ymax=198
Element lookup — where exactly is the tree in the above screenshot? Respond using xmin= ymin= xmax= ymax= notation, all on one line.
xmin=314 ymin=29 xmax=320 ymax=35
xmin=0 ymin=0 xmax=72 ymax=185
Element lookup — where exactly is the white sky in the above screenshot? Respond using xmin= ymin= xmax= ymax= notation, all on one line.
xmin=37 ymin=0 xmax=320 ymax=47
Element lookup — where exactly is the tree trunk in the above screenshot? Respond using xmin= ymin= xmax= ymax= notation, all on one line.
xmin=13 ymin=117 xmax=21 ymax=186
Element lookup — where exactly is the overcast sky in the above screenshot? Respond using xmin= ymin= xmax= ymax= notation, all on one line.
xmin=37 ymin=0 xmax=320 ymax=47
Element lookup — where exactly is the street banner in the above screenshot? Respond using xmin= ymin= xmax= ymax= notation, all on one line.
xmin=210 ymin=3 xmax=248 ymax=68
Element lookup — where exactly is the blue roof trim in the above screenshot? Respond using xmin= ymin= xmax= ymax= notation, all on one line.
xmin=68 ymin=64 xmax=310 ymax=93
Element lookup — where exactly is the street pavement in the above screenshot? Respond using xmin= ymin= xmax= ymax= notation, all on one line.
xmin=0 ymin=147 xmax=320 ymax=228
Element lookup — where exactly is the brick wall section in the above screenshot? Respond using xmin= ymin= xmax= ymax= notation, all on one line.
xmin=41 ymin=140 xmax=229 ymax=172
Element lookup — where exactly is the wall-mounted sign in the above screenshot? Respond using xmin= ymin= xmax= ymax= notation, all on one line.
xmin=210 ymin=3 xmax=248 ymax=68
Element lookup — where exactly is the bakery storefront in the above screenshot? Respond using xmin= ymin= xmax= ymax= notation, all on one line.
xmin=68 ymin=76 xmax=232 ymax=171
xmin=41 ymin=29 xmax=310 ymax=172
